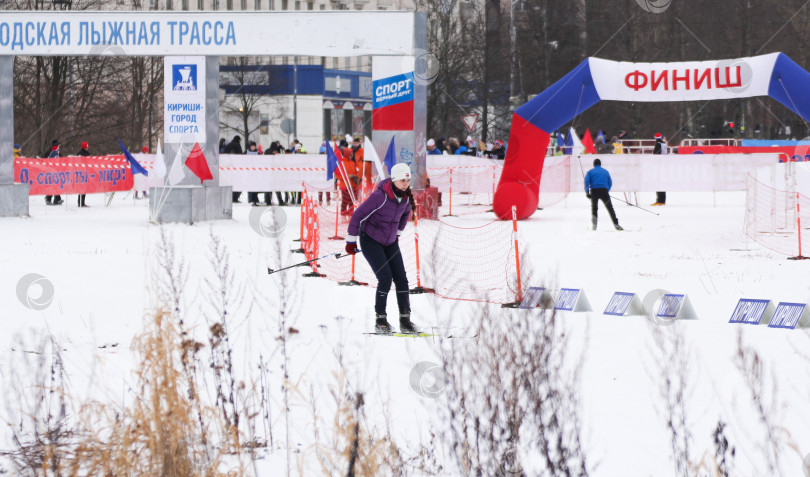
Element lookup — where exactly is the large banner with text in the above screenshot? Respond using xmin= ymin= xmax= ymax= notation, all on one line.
xmin=14 ymin=156 xmax=134 ymax=195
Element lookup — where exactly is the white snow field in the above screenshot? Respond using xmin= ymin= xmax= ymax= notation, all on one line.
xmin=2 ymin=189 xmax=810 ymax=477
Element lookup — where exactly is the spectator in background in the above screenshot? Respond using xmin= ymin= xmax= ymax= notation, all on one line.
xmin=76 ymin=142 xmax=90 ymax=207
xmin=489 ymin=140 xmax=505 ymax=160
xmin=448 ymin=137 xmax=460 ymax=155
xmin=45 ymin=140 xmax=63 ymax=205
xmin=435 ymin=137 xmax=447 ymax=154
xmin=426 ymin=138 xmax=442 ymax=155
xmin=611 ymin=136 xmax=624 ymax=154
xmin=13 ymin=143 xmax=21 ymax=157
xmin=219 ymin=138 xmax=227 ymax=153
xmin=464 ymin=136 xmax=478 ymax=156
xmin=224 ymin=135 xmax=243 ymax=203
xmin=352 ymin=136 xmax=372 ymax=195
xmin=651 ymin=133 xmax=667 ymax=206
xmin=453 ymin=137 xmax=469 ymax=155
xmin=266 ymin=142 xmax=288 ymax=206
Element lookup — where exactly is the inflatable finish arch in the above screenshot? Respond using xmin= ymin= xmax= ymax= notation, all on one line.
xmin=494 ymin=52 xmax=810 ymax=220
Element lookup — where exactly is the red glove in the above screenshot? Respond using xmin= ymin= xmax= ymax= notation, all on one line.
xmin=345 ymin=242 xmax=358 ymax=255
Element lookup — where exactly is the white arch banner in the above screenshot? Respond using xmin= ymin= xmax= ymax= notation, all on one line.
xmin=0 ymin=11 xmax=418 ymax=57
xmin=588 ymin=54 xmax=779 ymax=102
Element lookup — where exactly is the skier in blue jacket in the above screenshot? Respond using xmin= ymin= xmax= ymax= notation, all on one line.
xmin=345 ymin=163 xmax=419 ymax=334
xmin=584 ymin=158 xmax=623 ymax=231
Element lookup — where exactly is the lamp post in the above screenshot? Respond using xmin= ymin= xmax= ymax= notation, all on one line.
xmin=509 ymin=0 xmax=519 ymax=109
xmin=293 ymin=56 xmax=298 ymax=139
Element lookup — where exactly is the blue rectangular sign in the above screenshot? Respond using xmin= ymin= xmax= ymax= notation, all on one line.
xmin=728 ymin=299 xmax=770 ymax=324
xmin=656 ymin=294 xmax=685 ymax=318
xmin=554 ymin=288 xmax=580 ymax=311
xmin=768 ymin=302 xmax=806 ymax=329
xmin=172 ymin=64 xmax=198 ymax=92
xmin=604 ymin=292 xmax=635 ymax=316
xmin=519 ymin=287 xmax=546 ymax=309
xmin=372 ymin=72 xmax=414 ymax=109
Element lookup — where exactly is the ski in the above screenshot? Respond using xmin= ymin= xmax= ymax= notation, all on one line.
xmin=363 ymin=331 xmax=479 ymax=339
xmin=364 ymin=332 xmax=436 ymax=338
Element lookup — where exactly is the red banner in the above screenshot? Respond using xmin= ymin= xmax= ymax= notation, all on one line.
xmin=14 ymin=155 xmax=136 ymax=196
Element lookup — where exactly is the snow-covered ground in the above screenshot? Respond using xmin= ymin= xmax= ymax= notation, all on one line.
xmin=2 ymin=189 xmax=810 ymax=476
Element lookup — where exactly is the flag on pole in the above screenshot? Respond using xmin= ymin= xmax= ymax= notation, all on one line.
xmin=117 ymin=138 xmax=148 ymax=176
xmin=185 ymin=142 xmax=213 ymax=184
xmin=582 ymin=129 xmax=597 ymax=154
xmin=563 ymin=131 xmax=574 ymax=155
xmin=363 ymin=136 xmax=385 ymax=181
xmin=384 ymin=136 xmax=396 ymax=176
xmin=167 ymin=144 xmax=186 ymax=185
xmin=153 ymin=138 xmax=166 ymax=177
xmin=568 ymin=127 xmax=585 ymax=156
xmin=326 ymin=141 xmax=339 ymax=180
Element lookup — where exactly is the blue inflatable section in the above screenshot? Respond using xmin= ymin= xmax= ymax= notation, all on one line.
xmin=768 ymin=53 xmax=810 ymax=122
xmin=514 ymin=59 xmax=601 ymax=133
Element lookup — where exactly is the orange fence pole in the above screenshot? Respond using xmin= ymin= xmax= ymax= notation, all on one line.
xmin=303 ymin=207 xmax=326 ymax=277
xmin=443 ymin=168 xmax=456 ymax=217
xmin=791 ymin=191 xmax=808 ymax=260
xmin=512 ymin=205 xmax=522 ymax=302
xmin=409 ymin=202 xmax=432 ymax=294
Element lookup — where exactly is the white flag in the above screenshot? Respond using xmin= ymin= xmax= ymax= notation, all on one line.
xmin=363 ymin=136 xmax=385 ymax=181
xmin=167 ymin=144 xmax=186 ymax=186
xmin=569 ymin=127 xmax=585 ymax=156
xmin=153 ymin=138 xmax=166 ymax=178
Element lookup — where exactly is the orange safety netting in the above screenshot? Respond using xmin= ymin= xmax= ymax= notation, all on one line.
xmin=744 ymin=174 xmax=810 ymax=257
xmin=300 ymin=188 xmax=524 ymax=304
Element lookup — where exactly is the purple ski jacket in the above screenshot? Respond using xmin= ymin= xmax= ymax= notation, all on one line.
xmin=347 ymin=178 xmax=411 ymax=246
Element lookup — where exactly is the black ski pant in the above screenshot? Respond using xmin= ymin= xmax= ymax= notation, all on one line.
xmin=590 ymin=188 xmax=619 ymax=225
xmin=360 ymin=231 xmax=410 ymax=316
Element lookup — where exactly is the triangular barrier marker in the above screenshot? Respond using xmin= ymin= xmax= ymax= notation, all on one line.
xmin=519 ymin=286 xmax=553 ymax=309
xmin=554 ymin=288 xmax=592 ymax=312
xmin=603 ymin=292 xmax=644 ymax=316
xmin=654 ymin=293 xmax=697 ymax=321
xmin=767 ymin=302 xmax=810 ymax=329
xmin=728 ymin=299 xmax=774 ymax=325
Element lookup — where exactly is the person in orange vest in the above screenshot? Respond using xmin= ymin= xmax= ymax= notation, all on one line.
xmin=335 ymin=146 xmax=360 ymax=215
xmin=352 ymin=136 xmax=373 ymax=195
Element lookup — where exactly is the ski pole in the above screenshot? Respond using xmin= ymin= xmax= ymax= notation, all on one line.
xmin=609 ymin=194 xmax=659 ymax=216
xmin=267 ymin=251 xmax=355 ymax=274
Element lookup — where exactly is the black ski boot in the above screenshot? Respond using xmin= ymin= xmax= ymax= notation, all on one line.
xmin=399 ymin=312 xmax=420 ymax=334
xmin=614 ymin=223 xmax=624 ymax=231
xmin=375 ymin=314 xmax=393 ymax=334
